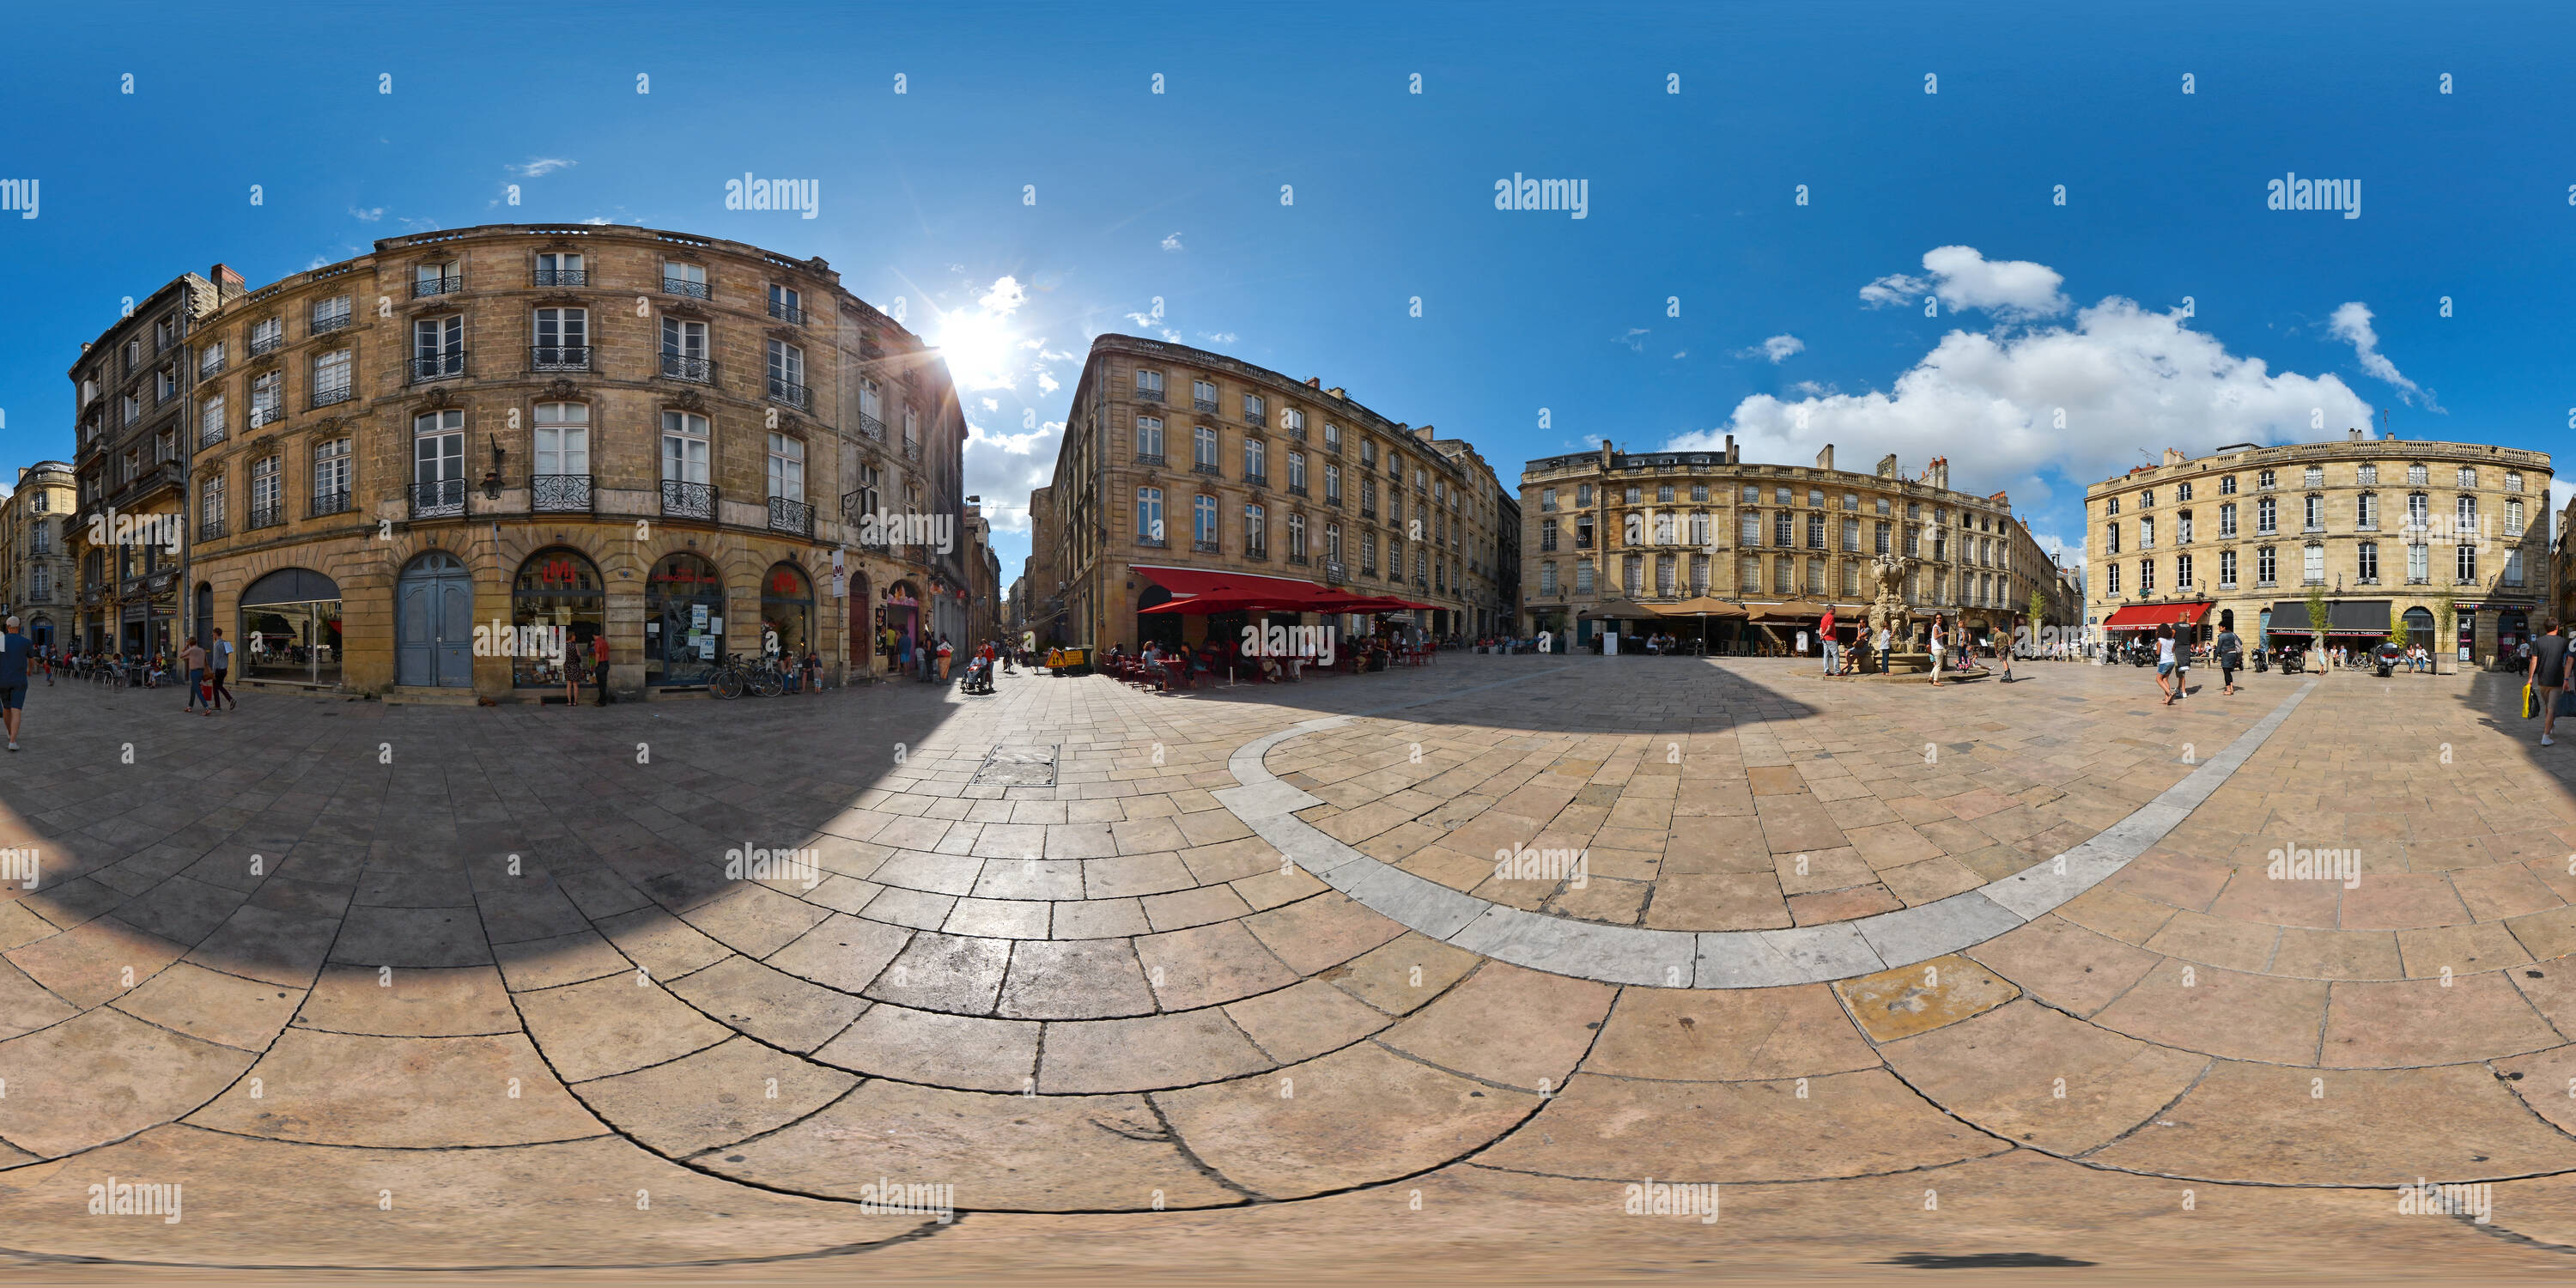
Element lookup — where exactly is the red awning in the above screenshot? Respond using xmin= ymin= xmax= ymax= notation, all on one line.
xmin=1130 ymin=564 xmax=1340 ymax=612
xmin=2101 ymin=601 xmax=2215 ymax=630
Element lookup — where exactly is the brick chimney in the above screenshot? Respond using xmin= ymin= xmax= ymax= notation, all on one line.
xmin=1723 ymin=434 xmax=1737 ymax=465
xmin=212 ymin=263 xmax=246 ymax=301
xmin=1815 ymin=443 xmax=1834 ymax=472
xmin=1927 ymin=457 xmax=1950 ymax=489
xmin=1327 ymin=386 xmax=1345 ymax=398
xmin=1876 ymin=453 xmax=1900 ymax=479
xmin=2162 ymin=447 xmax=2186 ymax=466
xmin=1305 ymin=377 xmax=1321 ymax=388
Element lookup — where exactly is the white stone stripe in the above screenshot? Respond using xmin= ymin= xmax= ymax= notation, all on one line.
xmin=1218 ymin=671 xmax=2321 ymax=988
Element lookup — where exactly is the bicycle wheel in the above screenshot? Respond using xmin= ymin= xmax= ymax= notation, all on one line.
xmin=711 ymin=667 xmax=745 ymax=699
xmin=752 ymin=667 xmax=785 ymax=697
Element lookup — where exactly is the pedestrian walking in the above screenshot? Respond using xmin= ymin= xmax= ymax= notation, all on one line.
xmin=562 ymin=629 xmax=581 ymax=708
xmin=2154 ymin=624 xmax=2179 ymax=705
xmin=210 ymin=628 xmax=237 ymax=709
xmin=937 ymin=634 xmax=954 ymax=683
xmin=1928 ymin=617 xmax=1945 ymax=687
xmin=181 ymin=636 xmax=210 ymax=715
xmin=2530 ymin=620 xmax=2571 ymax=748
xmin=0 ymin=617 xmax=32 ymax=750
xmin=2215 ymin=611 xmax=2244 ymax=696
xmin=592 ymin=631 xmax=611 ymax=707
xmin=1819 ymin=607 xmax=1838 ymax=676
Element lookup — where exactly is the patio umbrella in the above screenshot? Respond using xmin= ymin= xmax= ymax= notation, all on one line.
xmin=1651 ymin=595 xmax=1747 ymax=653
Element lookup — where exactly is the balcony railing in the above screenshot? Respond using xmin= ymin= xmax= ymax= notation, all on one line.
xmin=768 ymin=495 xmax=813 ymax=536
xmin=1285 ymin=423 xmax=1306 ymax=441
xmin=534 ymin=267 xmax=589 ymax=287
xmin=902 ymin=440 xmax=920 ymax=462
xmin=412 ymin=275 xmax=464 ymax=298
xmin=767 ymin=378 xmax=810 ymax=410
xmin=199 ymin=518 xmax=227 ymax=542
xmin=659 ymin=479 xmax=716 ymax=520
xmin=1244 ymin=409 xmax=1266 ymax=427
xmin=1326 ymin=494 xmax=1342 ymax=507
xmin=660 ymin=353 xmax=716 ymax=384
xmin=1135 ymin=385 xmax=1164 ymax=404
xmin=533 ymin=474 xmax=593 ymax=512
xmin=1137 ymin=533 xmax=1168 ymax=549
xmin=1245 ymin=547 xmax=1267 ymax=561
xmin=252 ymin=399 xmax=290 ymax=428
xmin=859 ymin=412 xmax=884 ymax=440
xmin=249 ymin=331 xmax=285 ymax=358
xmin=247 ymin=501 xmax=284 ymax=531
xmin=1194 ymin=539 xmax=1221 ymax=554
xmin=312 ymin=312 xmax=353 ymax=336
xmin=1134 ymin=453 xmax=1165 ymax=468
xmin=768 ymin=299 xmax=806 ymax=325
xmin=1244 ymin=472 xmax=1268 ymax=489
xmin=1287 ymin=483 xmax=1308 ymax=497
xmin=532 ymin=344 xmax=592 ymax=372
xmin=409 ymin=352 xmax=466 ymax=383
xmin=309 ymin=489 xmax=354 ymax=519
xmin=311 ymin=384 xmax=354 ymax=410
xmin=410 ymin=478 xmax=466 ymax=519
xmin=1192 ymin=397 xmax=1218 ymax=414
xmin=1193 ymin=462 xmax=1221 ymax=477
xmin=663 ymin=275 xmax=711 ymax=300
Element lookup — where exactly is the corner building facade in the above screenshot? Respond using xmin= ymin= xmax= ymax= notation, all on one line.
xmin=156 ymin=224 xmax=967 ymax=699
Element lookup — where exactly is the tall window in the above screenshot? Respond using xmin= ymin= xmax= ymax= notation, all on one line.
xmin=1325 ymin=522 xmax=1342 ymax=562
xmin=1194 ymin=495 xmax=1218 ymax=549
xmin=313 ymin=349 xmax=352 ymax=405
xmin=1133 ymin=368 xmax=1165 ymax=401
xmin=536 ymin=307 xmax=589 ymax=369
xmin=2139 ymin=559 xmax=2154 ymax=594
xmin=535 ymin=403 xmax=589 ymax=476
xmin=251 ymin=316 xmax=284 ymax=355
xmin=198 ymin=340 xmax=225 ymax=378
xmin=2105 ymin=564 xmax=2120 ymax=595
xmin=1691 ymin=513 xmax=1710 ymax=545
xmin=2457 ymin=544 xmax=2477 ymax=582
xmin=1741 ymin=511 xmax=1761 ymax=547
xmin=1540 ymin=562 xmax=1559 ymax=594
xmin=2304 ymin=495 xmax=2322 ymax=531
xmin=2458 ymin=466 xmax=2476 ymax=488
xmin=1288 ymin=452 xmax=1307 ymax=491
xmin=1194 ymin=425 xmax=1219 ymax=471
xmin=1244 ymin=438 xmax=1267 ymax=482
xmin=2407 ymin=492 xmax=2429 ymax=529
xmin=1323 ymin=421 xmax=1341 ymax=451
xmin=2355 ymin=493 xmax=2377 ymax=530
xmin=2140 ymin=517 xmax=2154 ymax=549
xmin=2175 ymin=553 xmax=2193 ymax=588
xmin=1775 ymin=511 xmax=1794 ymax=546
xmin=1324 ymin=463 xmax=1342 ymax=503
xmin=536 ymin=252 xmax=585 ymax=286
xmin=764 ymin=338 xmax=805 ymax=405
xmin=2219 ymin=474 xmax=2238 ymax=495
xmin=250 ymin=372 xmax=282 ymax=427
xmin=1806 ymin=513 xmax=1825 ymax=549
xmin=1242 ymin=392 xmax=1266 ymax=425
xmin=313 ymin=437 xmax=351 ymax=508
xmin=661 ymin=317 xmax=709 ymax=379
xmin=1135 ymin=416 xmax=1164 ymax=460
xmin=767 ymin=433 xmax=804 ymax=500
xmin=1192 ymin=378 xmax=1218 ymax=409
xmin=1136 ymin=487 xmax=1164 ymax=542
xmin=1244 ymin=504 xmax=1267 ymax=556
xmin=2508 ymin=499 xmax=2526 ymax=532
xmin=1873 ymin=520 xmax=1890 ymax=555
xmin=200 ymin=392 xmax=227 ymax=445
xmin=664 ymin=261 xmax=708 ymax=296
xmin=660 ymin=410 xmax=710 ymax=483
xmin=2219 ymin=549 xmax=2237 ymax=587
xmin=2303 ymin=544 xmax=2324 ymax=585
xmin=2256 ymin=496 xmax=2277 ymax=534
xmin=2257 ymin=546 xmax=2276 ymax=585
xmin=902 ymin=406 xmax=920 ymax=453
xmin=414 ymin=315 xmax=463 ymax=379
xmin=2176 ymin=511 xmax=2193 ymax=544
xmin=2356 ymin=542 xmax=2379 ymax=582
xmin=414 ymin=410 xmax=465 ymax=512
xmin=859 ymin=379 xmax=884 ymax=437
xmin=1656 ymin=556 xmax=1675 ymax=596
xmin=1282 ymin=407 xmax=1305 ymax=437
xmin=250 ymin=455 xmax=282 ymax=524
xmin=2506 ymin=550 xmax=2525 ymax=586
xmin=1286 ymin=512 xmax=1305 ymax=556
xmin=2408 ymin=542 xmax=2429 ymax=583
xmin=767 ymin=283 xmax=803 ymax=324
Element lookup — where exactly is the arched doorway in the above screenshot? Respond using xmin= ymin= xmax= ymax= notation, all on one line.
xmin=395 ymin=550 xmax=474 ymax=687
xmin=240 ymin=567 xmax=344 ymax=685
xmin=646 ymin=552 xmax=725 ymax=688
xmin=1135 ymin=585 xmax=1184 ymax=650
xmin=2403 ymin=606 xmax=2435 ymax=654
xmin=881 ymin=580 xmax=920 ymax=672
xmin=28 ymin=617 xmax=51 ymax=649
xmin=848 ymin=572 xmax=872 ymax=670
xmin=512 ymin=549 xmax=605 ymax=689
xmin=762 ymin=562 xmax=815 ymax=663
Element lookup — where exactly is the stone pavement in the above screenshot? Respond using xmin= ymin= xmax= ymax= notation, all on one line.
xmin=0 ymin=655 xmax=2569 ymax=1279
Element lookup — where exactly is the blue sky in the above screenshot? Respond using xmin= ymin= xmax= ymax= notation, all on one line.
xmin=2 ymin=0 xmax=2569 ymax=586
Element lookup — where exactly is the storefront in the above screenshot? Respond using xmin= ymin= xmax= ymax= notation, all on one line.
xmin=239 ymin=567 xmax=344 ymax=686
xmin=762 ymin=562 xmax=815 ymax=661
xmin=2103 ymin=600 xmax=2215 ymax=646
xmin=645 ymin=552 xmax=726 ymax=688
xmin=2403 ymin=606 xmax=2436 ymax=653
xmin=512 ymin=548 xmax=605 ymax=688
xmin=880 ymin=581 xmax=921 ymax=670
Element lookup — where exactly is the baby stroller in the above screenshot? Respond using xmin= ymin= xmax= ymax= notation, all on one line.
xmin=960 ymin=653 xmax=996 ymax=696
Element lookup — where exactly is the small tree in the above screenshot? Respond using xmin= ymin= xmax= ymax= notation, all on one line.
xmin=2027 ymin=587 xmax=2046 ymax=653
xmin=2433 ymin=588 xmax=2457 ymax=676
xmin=2305 ymin=586 xmax=2330 ymax=655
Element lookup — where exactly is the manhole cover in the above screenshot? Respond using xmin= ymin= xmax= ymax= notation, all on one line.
xmin=972 ymin=744 xmax=1059 ymax=787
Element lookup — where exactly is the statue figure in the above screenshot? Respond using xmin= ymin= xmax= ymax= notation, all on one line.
xmin=1864 ymin=552 xmax=1918 ymax=647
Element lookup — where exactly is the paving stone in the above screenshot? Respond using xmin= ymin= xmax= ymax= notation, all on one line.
xmin=514 ymin=972 xmax=732 ymax=1083
xmin=811 ymin=1005 xmax=1038 ymax=1092
xmin=186 ymin=1028 xmax=600 ymax=1147
xmin=1473 ymin=1068 xmax=2006 ymax=1182
xmin=1880 ymin=999 xmax=2208 ymax=1154
xmin=570 ymin=1036 xmax=859 ymax=1156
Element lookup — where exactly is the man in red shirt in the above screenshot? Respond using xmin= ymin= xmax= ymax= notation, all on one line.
xmin=1819 ymin=608 xmax=1838 ymax=675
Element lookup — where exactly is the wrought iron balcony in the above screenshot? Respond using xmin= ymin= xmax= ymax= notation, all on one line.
xmin=1245 ymin=547 xmax=1267 ymax=561
xmin=1244 ymin=472 xmax=1268 ymax=489
xmin=859 ymin=412 xmax=884 ymax=440
xmin=534 ymin=267 xmax=589 ymax=287
xmin=412 ymin=275 xmax=463 ymax=298
xmin=663 ymin=275 xmax=711 ymax=300
xmin=1134 ymin=385 xmax=1164 ymax=404
xmin=409 ymin=352 xmax=466 ymax=383
xmin=767 ymin=378 xmax=810 ymax=410
xmin=246 ymin=501 xmax=284 ymax=531
xmin=309 ymin=489 xmax=354 ymax=519
xmin=659 ymin=479 xmax=716 ymax=520
xmin=768 ymin=495 xmax=813 ymax=536
xmin=1285 ymin=423 xmax=1305 ymax=441
xmin=1326 ymin=495 xmax=1342 ymax=508
xmin=532 ymin=344 xmax=592 ymax=372
xmin=1192 ymin=397 xmax=1218 ymax=414
xmin=1194 ymin=539 xmax=1221 ymax=554
xmin=1134 ymin=453 xmax=1165 ymax=468
xmin=199 ymin=517 xmax=227 ymax=542
xmin=410 ymin=478 xmax=466 ymax=519
xmin=902 ymin=440 xmax=920 ymax=462
xmin=533 ymin=474 xmax=592 ymax=512
xmin=659 ymin=353 xmax=716 ymax=384
xmin=768 ymin=299 xmax=806 ymax=325
xmin=312 ymin=312 xmax=353 ymax=336
xmin=1286 ymin=551 xmax=1309 ymax=565
xmin=1244 ymin=408 xmax=1267 ymax=427
xmin=311 ymin=384 xmax=354 ymax=410
xmin=201 ymin=421 xmax=228 ymax=447
xmin=1137 ymin=533 xmax=1168 ymax=549
xmin=1192 ymin=462 xmax=1221 ymax=477
xmin=248 ymin=331 xmax=285 ymax=358
xmin=1286 ymin=483 xmax=1307 ymax=496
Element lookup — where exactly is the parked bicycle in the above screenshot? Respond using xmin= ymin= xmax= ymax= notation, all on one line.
xmin=709 ymin=652 xmax=787 ymax=699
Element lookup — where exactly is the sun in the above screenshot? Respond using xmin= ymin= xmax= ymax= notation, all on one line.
xmin=931 ymin=310 xmax=1019 ymax=392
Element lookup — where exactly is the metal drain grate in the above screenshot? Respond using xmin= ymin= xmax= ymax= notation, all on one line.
xmin=972 ymin=744 xmax=1060 ymax=787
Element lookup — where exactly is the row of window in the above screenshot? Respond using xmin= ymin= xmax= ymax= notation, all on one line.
xmin=1128 ymin=488 xmax=1469 ymax=587
xmin=1540 ymin=482 xmax=2010 ymax=532
xmin=1126 ymin=373 xmax=1498 ymax=514
xmin=1534 ymin=554 xmax=2018 ymax=606
xmin=2108 ymin=464 xmax=2526 ymax=514
xmin=2103 ymin=543 xmax=2522 ymax=595
xmin=2103 ymin=495 xmax=2525 ymax=551
xmin=1134 ymin=416 xmax=1467 ymax=505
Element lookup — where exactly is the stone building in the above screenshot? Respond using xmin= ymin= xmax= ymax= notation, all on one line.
xmin=0 ymin=461 xmax=76 ymax=647
xmin=1519 ymin=440 xmax=2056 ymax=650
xmin=2084 ymin=434 xmax=2554 ymax=667
xmin=93 ymin=224 xmax=966 ymax=699
xmin=1038 ymin=335 xmax=1516 ymax=653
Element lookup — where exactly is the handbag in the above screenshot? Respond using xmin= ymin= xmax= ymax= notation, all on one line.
xmin=2559 ymin=686 xmax=2576 ymax=718
xmin=2523 ymin=683 xmax=2540 ymax=720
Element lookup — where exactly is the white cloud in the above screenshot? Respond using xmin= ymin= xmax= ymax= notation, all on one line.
xmin=1739 ymin=334 xmax=1804 ymax=364
xmin=1671 ymin=268 xmax=2373 ymax=512
xmin=580 ymin=216 xmax=613 ymax=226
xmin=1037 ymin=371 xmax=1060 ymax=394
xmin=349 ymin=206 xmax=385 ymax=222
xmin=963 ymin=417 xmax=1063 ymax=535
xmin=1123 ymin=310 xmax=1159 ymax=329
xmin=978 ymin=276 xmax=1027 ymax=315
xmin=1161 ymin=232 xmax=1185 ymax=252
xmin=1862 ymin=246 xmax=2069 ymax=320
xmin=2328 ymin=301 xmax=2440 ymax=412
xmin=510 ymin=158 xmax=576 ymax=178
xmin=1613 ymin=328 xmax=1649 ymax=352
xmin=1197 ymin=331 xmax=1236 ymax=344
xmin=981 ymin=398 xmax=999 ymax=411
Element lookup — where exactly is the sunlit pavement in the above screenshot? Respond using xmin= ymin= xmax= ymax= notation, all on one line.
xmin=0 ymin=655 xmax=2573 ymax=1280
